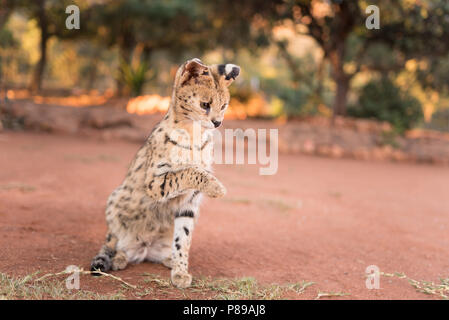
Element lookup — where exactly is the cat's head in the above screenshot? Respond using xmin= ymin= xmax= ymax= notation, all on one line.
xmin=172 ymin=58 xmax=240 ymax=129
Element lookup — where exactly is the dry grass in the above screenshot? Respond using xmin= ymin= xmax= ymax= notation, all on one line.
xmin=37 ymin=267 xmax=137 ymax=289
xmin=0 ymin=182 xmax=36 ymax=193
xmin=0 ymin=272 xmax=125 ymax=300
xmin=8 ymin=268 xmax=447 ymax=300
xmin=381 ymin=272 xmax=449 ymax=299
xmin=1 ymin=269 xmax=317 ymax=300
xmin=142 ymin=273 xmax=314 ymax=300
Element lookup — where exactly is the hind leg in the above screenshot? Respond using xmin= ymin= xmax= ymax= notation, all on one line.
xmin=146 ymin=232 xmax=173 ymax=269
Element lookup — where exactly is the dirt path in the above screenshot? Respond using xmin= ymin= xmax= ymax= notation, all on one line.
xmin=1 ymin=131 xmax=448 ymax=299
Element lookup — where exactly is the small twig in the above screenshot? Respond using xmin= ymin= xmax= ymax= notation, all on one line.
xmin=34 ymin=268 xmax=137 ymax=289
xmin=34 ymin=270 xmax=71 ymax=283
xmin=315 ymin=291 xmax=349 ymax=300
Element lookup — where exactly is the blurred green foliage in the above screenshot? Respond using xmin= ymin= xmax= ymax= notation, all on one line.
xmin=1 ymin=0 xmax=449 ymax=132
xmin=118 ymin=60 xmax=152 ymax=97
xmin=348 ymin=77 xmax=423 ymax=133
xmin=0 ymin=28 xmax=15 ymax=48
xmin=262 ymin=79 xmax=321 ymax=117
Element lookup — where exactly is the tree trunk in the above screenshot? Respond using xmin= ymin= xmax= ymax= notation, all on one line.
xmin=29 ymin=0 xmax=48 ymax=93
xmin=1 ymin=0 xmax=13 ymax=98
xmin=333 ymin=75 xmax=349 ymax=116
xmin=0 ymin=0 xmax=12 ymax=30
xmin=86 ymin=60 xmax=98 ymax=90
xmin=315 ymin=56 xmax=326 ymax=100
xmin=328 ymin=45 xmax=350 ymax=117
xmin=85 ymin=46 xmax=102 ymax=90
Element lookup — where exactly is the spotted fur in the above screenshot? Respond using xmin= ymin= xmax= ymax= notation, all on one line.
xmin=90 ymin=58 xmax=240 ymax=288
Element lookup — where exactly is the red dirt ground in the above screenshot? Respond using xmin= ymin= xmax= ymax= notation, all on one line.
xmin=0 ymin=131 xmax=448 ymax=299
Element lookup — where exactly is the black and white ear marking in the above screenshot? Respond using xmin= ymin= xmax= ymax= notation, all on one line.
xmin=225 ymin=64 xmax=240 ymax=80
xmin=218 ymin=64 xmax=240 ymax=80
xmin=217 ymin=63 xmax=240 ymax=86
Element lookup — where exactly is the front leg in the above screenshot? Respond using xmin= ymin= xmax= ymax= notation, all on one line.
xmin=170 ymin=208 xmax=196 ymax=288
xmin=145 ymin=166 xmax=226 ymax=202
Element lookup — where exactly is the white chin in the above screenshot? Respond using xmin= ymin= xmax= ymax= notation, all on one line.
xmin=201 ymin=121 xmax=215 ymax=129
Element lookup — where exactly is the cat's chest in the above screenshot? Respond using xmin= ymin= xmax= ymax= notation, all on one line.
xmin=166 ymin=129 xmax=214 ymax=169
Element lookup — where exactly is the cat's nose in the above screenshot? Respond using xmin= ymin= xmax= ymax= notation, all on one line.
xmin=211 ymin=120 xmax=222 ymax=128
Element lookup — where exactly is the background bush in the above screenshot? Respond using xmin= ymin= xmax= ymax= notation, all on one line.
xmin=348 ymin=77 xmax=423 ymax=132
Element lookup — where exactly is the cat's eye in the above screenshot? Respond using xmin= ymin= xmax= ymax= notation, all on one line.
xmin=221 ymin=104 xmax=228 ymax=111
xmin=200 ymin=102 xmax=210 ymax=111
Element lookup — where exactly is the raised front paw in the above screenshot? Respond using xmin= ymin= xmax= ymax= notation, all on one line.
xmin=171 ymin=270 xmax=192 ymax=288
xmin=203 ymin=176 xmax=226 ymax=198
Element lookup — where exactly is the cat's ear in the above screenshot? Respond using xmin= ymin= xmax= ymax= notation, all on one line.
xmin=211 ymin=63 xmax=240 ymax=87
xmin=174 ymin=58 xmax=209 ymax=87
